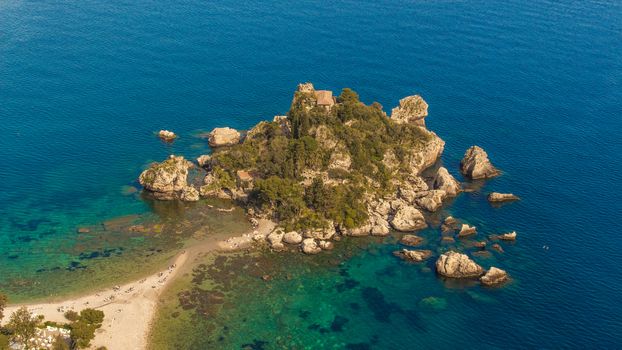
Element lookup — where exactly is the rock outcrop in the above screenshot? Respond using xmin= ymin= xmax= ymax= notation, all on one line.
xmin=208 ymin=127 xmax=241 ymax=147
xmin=301 ymin=238 xmax=321 ymax=255
xmin=414 ymin=190 xmax=446 ymax=212
xmin=460 ymin=146 xmax=500 ymax=179
xmin=458 ymin=224 xmax=477 ymax=237
xmin=158 ymin=130 xmax=177 ymax=141
xmin=497 ymin=231 xmax=517 ymax=241
xmin=407 ymin=131 xmax=445 ymax=174
xmin=139 ymin=155 xmax=194 ymax=200
xmin=480 ymin=267 xmax=509 ymax=286
xmin=196 ymin=155 xmax=211 ymax=168
xmin=433 ymin=167 xmax=461 ymax=197
xmin=488 ymin=192 xmax=520 ymax=202
xmin=391 ymin=95 xmax=429 ymax=126
xmin=390 ymin=206 xmax=427 ymax=231
xmin=180 ymin=186 xmax=200 ymax=201
xmin=393 ymin=249 xmax=432 ymax=262
xmin=435 ymin=251 xmax=484 ymax=278
xmin=283 ymin=231 xmax=303 ymax=245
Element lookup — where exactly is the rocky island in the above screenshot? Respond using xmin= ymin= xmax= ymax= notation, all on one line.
xmin=139 ymin=83 xmax=515 ymax=283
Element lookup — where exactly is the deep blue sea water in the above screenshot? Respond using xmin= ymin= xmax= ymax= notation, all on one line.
xmin=1 ymin=0 xmax=621 ymax=348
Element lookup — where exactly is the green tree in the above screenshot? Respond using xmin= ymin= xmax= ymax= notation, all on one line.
xmin=64 ymin=310 xmax=79 ymax=322
xmin=69 ymin=308 xmax=105 ymax=349
xmin=7 ymin=306 xmax=37 ymax=349
xmin=337 ymin=88 xmax=360 ymax=103
xmin=51 ymin=335 xmax=70 ymax=350
xmin=70 ymin=321 xmax=96 ymax=349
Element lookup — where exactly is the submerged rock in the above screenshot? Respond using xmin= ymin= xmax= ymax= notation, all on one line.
xmin=488 ymin=192 xmax=520 ymax=202
xmin=435 ymin=251 xmax=484 ymax=278
xmin=138 ymin=155 xmax=194 ymax=200
xmin=419 ymin=296 xmax=448 ymax=311
xmin=390 ymin=205 xmax=427 ymax=231
xmin=480 ymin=267 xmax=509 ymax=286
xmin=491 ymin=243 xmax=504 ymax=253
xmin=391 ymin=95 xmax=429 ymax=126
xmin=433 ymin=167 xmax=461 ymax=197
xmin=208 ymin=127 xmax=241 ymax=147
xmin=400 ymin=234 xmax=424 ymax=247
xmin=393 ymin=249 xmax=432 ymax=262
xmin=441 ymin=216 xmax=458 ymax=233
xmin=460 ymin=146 xmax=500 ymax=179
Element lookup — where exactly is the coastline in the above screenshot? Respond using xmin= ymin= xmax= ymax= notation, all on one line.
xmin=3 ymin=219 xmax=275 ymax=350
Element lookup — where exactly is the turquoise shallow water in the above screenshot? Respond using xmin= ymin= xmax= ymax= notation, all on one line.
xmin=1 ymin=0 xmax=622 ymax=347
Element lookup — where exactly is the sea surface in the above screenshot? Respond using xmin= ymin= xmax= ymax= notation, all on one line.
xmin=1 ymin=0 xmax=621 ymax=348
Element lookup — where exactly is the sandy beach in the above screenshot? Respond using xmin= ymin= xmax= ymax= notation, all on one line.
xmin=3 ymin=219 xmax=275 ymax=350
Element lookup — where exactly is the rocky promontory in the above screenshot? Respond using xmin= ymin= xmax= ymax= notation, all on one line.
xmin=138 ymin=155 xmax=197 ymax=201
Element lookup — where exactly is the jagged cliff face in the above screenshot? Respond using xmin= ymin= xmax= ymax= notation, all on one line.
xmin=141 ymin=84 xmax=460 ymax=240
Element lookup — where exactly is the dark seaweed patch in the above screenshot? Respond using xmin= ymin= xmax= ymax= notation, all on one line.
xmin=336 ymin=278 xmax=360 ymax=292
xmin=361 ymin=287 xmax=400 ymax=323
xmin=240 ymin=339 xmax=268 ymax=350
xmin=330 ymin=315 xmax=349 ymax=332
xmin=346 ymin=343 xmax=372 ymax=350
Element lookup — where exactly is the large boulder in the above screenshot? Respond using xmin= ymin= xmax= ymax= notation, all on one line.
xmin=480 ymin=267 xmax=509 ymax=286
xmin=433 ymin=167 xmax=461 ymax=197
xmin=267 ymin=229 xmax=285 ymax=250
xmin=460 ymin=146 xmax=500 ymax=179
xmin=283 ymin=231 xmax=303 ymax=245
xmin=390 ymin=205 xmax=427 ymax=232
xmin=138 ymin=155 xmax=193 ymax=200
xmin=158 ymin=130 xmax=177 ymax=141
xmin=391 ymin=95 xmax=429 ymax=126
xmin=301 ymin=238 xmax=321 ymax=255
xmin=208 ymin=127 xmax=241 ymax=147
xmin=393 ymin=249 xmax=432 ymax=262
xmin=488 ymin=192 xmax=520 ymax=202
xmin=436 ymin=251 xmax=484 ymax=278
xmin=414 ymin=190 xmax=447 ymax=212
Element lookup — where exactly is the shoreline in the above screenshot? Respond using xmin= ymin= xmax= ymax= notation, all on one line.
xmin=3 ymin=219 xmax=275 ymax=350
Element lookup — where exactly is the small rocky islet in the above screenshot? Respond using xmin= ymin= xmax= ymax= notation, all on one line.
xmin=140 ymin=83 xmax=518 ymax=287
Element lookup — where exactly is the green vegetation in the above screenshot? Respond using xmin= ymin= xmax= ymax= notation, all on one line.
xmin=6 ymin=307 xmax=38 ymax=349
xmin=64 ymin=310 xmax=79 ymax=322
xmin=69 ymin=308 xmax=105 ymax=349
xmin=205 ymin=87 xmax=431 ymax=230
